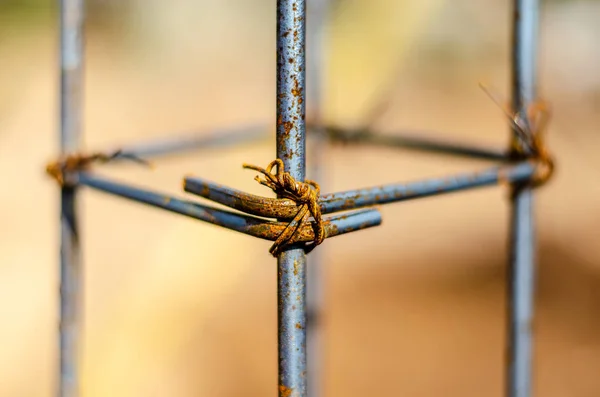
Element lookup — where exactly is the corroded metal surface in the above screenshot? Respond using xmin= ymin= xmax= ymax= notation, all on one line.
xmin=46 ymin=150 xmax=150 ymax=186
xmin=76 ymin=172 xmax=381 ymax=244
xmin=42 ymin=1 xmax=555 ymax=395
xmin=184 ymin=161 xmax=537 ymax=217
xmin=277 ymin=1 xmax=308 ymax=396
xmin=243 ymin=159 xmax=324 ymax=256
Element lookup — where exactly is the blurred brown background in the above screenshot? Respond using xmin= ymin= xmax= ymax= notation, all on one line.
xmin=1 ymin=0 xmax=599 ymax=396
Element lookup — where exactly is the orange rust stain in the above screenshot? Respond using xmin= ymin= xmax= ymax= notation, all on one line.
xmin=200 ymin=185 xmax=210 ymax=196
xmin=295 ymin=322 xmax=303 ymax=330
xmin=291 ymin=81 xmax=302 ymax=97
xmin=283 ymin=121 xmax=294 ymax=136
xmin=279 ymin=385 xmax=293 ymax=397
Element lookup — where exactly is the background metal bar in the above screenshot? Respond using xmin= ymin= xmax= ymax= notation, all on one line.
xmin=58 ymin=1 xmax=85 ymax=396
xmin=507 ymin=1 xmax=539 ymax=396
xmin=113 ymin=124 xmax=270 ymax=160
xmin=185 ymin=161 xmax=537 ymax=217
xmin=277 ymin=0 xmax=308 ymax=396
xmin=306 ymin=0 xmax=329 ymax=396
xmin=319 ymin=126 xmax=509 ymax=161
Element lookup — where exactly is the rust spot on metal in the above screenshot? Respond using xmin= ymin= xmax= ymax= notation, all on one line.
xmin=283 ymin=121 xmax=294 ymax=136
xmin=279 ymin=385 xmax=293 ymax=397
xmin=295 ymin=322 xmax=303 ymax=330
xmin=291 ymin=79 xmax=302 ymax=98
xmin=244 ymin=159 xmax=324 ymax=256
xmin=342 ymin=198 xmax=356 ymax=210
xmin=45 ymin=150 xmax=150 ymax=186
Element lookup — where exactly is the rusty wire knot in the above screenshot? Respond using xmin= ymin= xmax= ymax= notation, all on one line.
xmin=243 ymin=159 xmax=324 ymax=256
xmin=46 ymin=150 xmax=151 ymax=186
xmin=479 ymin=84 xmax=554 ymax=189
xmin=509 ymin=101 xmax=555 ymax=188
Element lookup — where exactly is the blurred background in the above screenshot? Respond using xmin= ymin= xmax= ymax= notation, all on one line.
xmin=1 ymin=0 xmax=599 ymax=396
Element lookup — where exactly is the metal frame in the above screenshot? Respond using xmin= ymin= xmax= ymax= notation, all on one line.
xmin=52 ymin=0 xmax=549 ymax=396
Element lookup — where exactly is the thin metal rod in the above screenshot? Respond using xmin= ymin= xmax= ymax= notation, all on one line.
xmin=506 ymin=1 xmax=539 ymax=396
xmin=75 ymin=172 xmax=381 ymax=243
xmin=318 ymin=162 xmax=534 ymax=212
xmin=319 ymin=125 xmax=509 ymax=161
xmin=277 ymin=0 xmax=308 ymax=396
xmin=112 ymin=124 xmax=270 ymax=160
xmin=58 ymin=1 xmax=84 ymax=396
xmin=184 ymin=161 xmax=537 ymax=217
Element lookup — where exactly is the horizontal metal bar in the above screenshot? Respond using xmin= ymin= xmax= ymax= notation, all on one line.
xmin=318 ymin=161 xmax=535 ymax=212
xmin=102 ymin=124 xmax=271 ymax=161
xmin=76 ymin=172 xmax=381 ymax=243
xmin=184 ymin=176 xmax=299 ymax=218
xmin=315 ymin=125 xmax=509 ymax=161
xmin=184 ymin=161 xmax=536 ymax=218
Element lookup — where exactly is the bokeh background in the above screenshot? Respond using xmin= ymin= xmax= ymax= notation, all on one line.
xmin=1 ymin=0 xmax=600 ymax=396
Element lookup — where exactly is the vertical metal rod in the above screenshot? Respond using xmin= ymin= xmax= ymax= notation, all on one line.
xmin=507 ymin=1 xmax=538 ymax=396
xmin=277 ymin=1 xmax=308 ymax=396
xmin=306 ymin=1 xmax=328 ymax=396
xmin=58 ymin=1 xmax=85 ymax=396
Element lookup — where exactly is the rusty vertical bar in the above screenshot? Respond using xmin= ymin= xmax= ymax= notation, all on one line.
xmin=306 ymin=1 xmax=328 ymax=396
xmin=506 ymin=0 xmax=538 ymax=396
xmin=277 ymin=1 xmax=308 ymax=396
xmin=58 ymin=1 xmax=84 ymax=396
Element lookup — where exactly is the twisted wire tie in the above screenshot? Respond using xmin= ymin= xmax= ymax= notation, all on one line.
xmin=508 ymin=100 xmax=554 ymax=188
xmin=46 ymin=150 xmax=152 ymax=186
xmin=243 ymin=159 xmax=324 ymax=257
xmin=480 ymin=84 xmax=554 ymax=188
